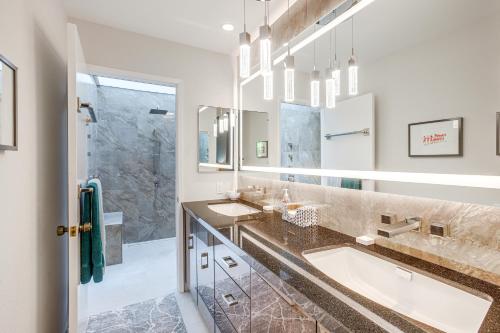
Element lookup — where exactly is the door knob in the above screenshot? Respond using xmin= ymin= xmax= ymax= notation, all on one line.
xmin=56 ymin=225 xmax=68 ymax=236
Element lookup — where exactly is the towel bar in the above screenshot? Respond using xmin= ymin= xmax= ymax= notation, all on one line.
xmin=324 ymin=128 xmax=370 ymax=139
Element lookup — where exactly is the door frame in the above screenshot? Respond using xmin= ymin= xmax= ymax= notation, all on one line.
xmin=84 ymin=64 xmax=186 ymax=292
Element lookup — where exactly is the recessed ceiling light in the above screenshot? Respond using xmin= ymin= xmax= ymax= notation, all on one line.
xmin=222 ymin=23 xmax=234 ymax=31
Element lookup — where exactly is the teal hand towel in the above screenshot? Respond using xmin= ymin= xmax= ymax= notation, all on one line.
xmin=80 ymin=189 xmax=92 ymax=284
xmin=88 ymin=182 xmax=105 ymax=283
xmin=341 ymin=178 xmax=362 ymax=190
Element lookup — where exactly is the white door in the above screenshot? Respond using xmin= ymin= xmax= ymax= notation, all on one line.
xmin=66 ymin=23 xmax=96 ymax=333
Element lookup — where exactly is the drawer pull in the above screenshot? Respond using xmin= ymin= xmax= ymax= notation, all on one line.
xmin=201 ymin=252 xmax=209 ymax=269
xmin=188 ymin=235 xmax=194 ymax=249
xmin=222 ymin=256 xmax=238 ymax=268
xmin=222 ymin=293 xmax=238 ymax=306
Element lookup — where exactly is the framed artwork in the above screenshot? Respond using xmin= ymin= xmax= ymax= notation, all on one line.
xmin=0 ymin=54 xmax=18 ymax=150
xmin=408 ymin=117 xmax=463 ymax=157
xmin=497 ymin=113 xmax=500 ymax=156
xmin=256 ymin=140 xmax=268 ymax=158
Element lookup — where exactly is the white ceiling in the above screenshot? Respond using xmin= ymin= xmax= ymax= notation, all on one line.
xmin=64 ymin=0 xmax=290 ymax=55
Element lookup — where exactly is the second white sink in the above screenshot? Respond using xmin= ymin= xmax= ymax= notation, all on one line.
xmin=303 ymin=246 xmax=492 ymax=333
xmin=208 ymin=203 xmax=260 ymax=217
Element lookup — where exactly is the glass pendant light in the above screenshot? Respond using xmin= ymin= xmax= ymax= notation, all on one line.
xmin=284 ymin=0 xmax=294 ymax=102
xmin=223 ymin=113 xmax=229 ymax=132
xmin=259 ymin=1 xmax=272 ymax=74
xmin=263 ymin=71 xmax=273 ymax=100
xmin=348 ymin=16 xmax=359 ymax=96
xmin=284 ymin=55 xmax=294 ymax=102
xmin=239 ymin=0 xmax=251 ymax=78
xmin=218 ymin=117 xmax=224 ymax=134
xmin=310 ymin=31 xmax=320 ymax=108
xmin=311 ymin=70 xmax=320 ymax=107
xmin=325 ymin=31 xmax=336 ymax=109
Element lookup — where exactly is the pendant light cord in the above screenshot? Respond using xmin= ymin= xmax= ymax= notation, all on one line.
xmin=351 ymin=16 xmax=355 ymax=56
xmin=313 ymin=24 xmax=317 ymax=71
xmin=329 ymin=30 xmax=332 ymax=68
xmin=287 ymin=0 xmax=291 ymax=55
xmin=334 ymin=10 xmax=337 ymax=63
xmin=243 ymin=0 xmax=246 ymax=32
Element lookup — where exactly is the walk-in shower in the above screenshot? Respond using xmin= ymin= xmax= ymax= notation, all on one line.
xmin=87 ymin=77 xmax=177 ymax=243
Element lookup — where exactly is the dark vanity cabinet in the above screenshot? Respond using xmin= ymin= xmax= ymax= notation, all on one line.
xmin=184 ymin=210 xmax=317 ymax=333
xmin=250 ymin=270 xmax=317 ymax=333
xmin=196 ymin=222 xmax=216 ymax=331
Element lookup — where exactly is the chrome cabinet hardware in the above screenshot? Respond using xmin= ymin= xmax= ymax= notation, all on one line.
xmin=222 ymin=293 xmax=238 ymax=306
xmin=222 ymin=256 xmax=238 ymax=268
xmin=201 ymin=252 xmax=209 ymax=269
xmin=188 ymin=235 xmax=194 ymax=249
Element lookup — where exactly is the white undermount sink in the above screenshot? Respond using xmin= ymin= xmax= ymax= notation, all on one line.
xmin=303 ymin=246 xmax=492 ymax=333
xmin=208 ymin=203 xmax=260 ymax=217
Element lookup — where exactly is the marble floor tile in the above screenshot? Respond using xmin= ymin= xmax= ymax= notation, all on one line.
xmin=86 ymin=293 xmax=187 ymax=333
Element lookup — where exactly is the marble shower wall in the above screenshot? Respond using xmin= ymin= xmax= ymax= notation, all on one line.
xmin=280 ymin=103 xmax=321 ymax=185
xmin=239 ymin=175 xmax=500 ymax=286
xmin=88 ymin=86 xmax=176 ymax=243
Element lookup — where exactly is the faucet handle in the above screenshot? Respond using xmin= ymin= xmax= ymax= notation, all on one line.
xmin=430 ymin=222 xmax=450 ymax=237
xmin=381 ymin=213 xmax=397 ymax=225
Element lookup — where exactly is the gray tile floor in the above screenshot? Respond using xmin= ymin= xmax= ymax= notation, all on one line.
xmin=86 ymin=293 xmax=187 ymax=333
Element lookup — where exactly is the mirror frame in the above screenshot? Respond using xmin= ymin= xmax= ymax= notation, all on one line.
xmin=0 ymin=54 xmax=18 ymax=151
xmin=197 ymin=105 xmax=235 ymax=172
xmin=238 ymin=0 xmax=500 ymax=190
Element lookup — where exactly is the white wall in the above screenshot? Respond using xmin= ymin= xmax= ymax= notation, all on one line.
xmin=69 ymin=18 xmax=236 ymax=201
xmin=0 ymin=0 xmax=68 ymax=332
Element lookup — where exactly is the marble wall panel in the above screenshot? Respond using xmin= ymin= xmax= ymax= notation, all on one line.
xmin=89 ymin=86 xmax=176 ymax=243
xmin=239 ymin=175 xmax=500 ymax=285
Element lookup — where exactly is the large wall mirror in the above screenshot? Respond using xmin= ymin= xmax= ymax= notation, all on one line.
xmin=198 ymin=105 xmax=235 ymax=172
xmin=240 ymin=0 xmax=500 ymax=206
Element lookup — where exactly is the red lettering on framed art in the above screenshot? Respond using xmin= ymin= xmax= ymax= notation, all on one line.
xmin=423 ymin=133 xmax=447 ymax=145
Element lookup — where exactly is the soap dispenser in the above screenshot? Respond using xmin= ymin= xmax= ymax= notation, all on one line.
xmin=281 ymin=189 xmax=290 ymax=216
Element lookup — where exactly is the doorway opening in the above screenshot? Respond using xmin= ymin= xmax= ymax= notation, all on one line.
xmin=78 ymin=73 xmax=187 ymax=332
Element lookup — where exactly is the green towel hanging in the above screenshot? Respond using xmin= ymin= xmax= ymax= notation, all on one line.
xmin=341 ymin=178 xmax=362 ymax=190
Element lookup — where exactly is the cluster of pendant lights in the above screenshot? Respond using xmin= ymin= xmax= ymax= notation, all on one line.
xmin=239 ymin=0 xmax=360 ymax=109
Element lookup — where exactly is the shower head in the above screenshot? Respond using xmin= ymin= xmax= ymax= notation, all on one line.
xmin=149 ymin=108 xmax=168 ymax=115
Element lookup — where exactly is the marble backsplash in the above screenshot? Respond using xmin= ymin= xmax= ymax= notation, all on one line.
xmin=239 ymin=175 xmax=500 ymax=286
xmin=88 ymin=86 xmax=176 ymax=243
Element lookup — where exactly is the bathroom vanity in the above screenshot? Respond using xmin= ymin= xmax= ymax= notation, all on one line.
xmin=182 ymin=200 xmax=499 ymax=333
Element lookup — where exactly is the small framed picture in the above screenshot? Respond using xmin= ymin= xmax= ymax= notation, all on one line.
xmin=408 ymin=117 xmax=463 ymax=157
xmin=0 ymin=54 xmax=18 ymax=150
xmin=497 ymin=113 xmax=500 ymax=156
xmin=256 ymin=140 xmax=268 ymax=158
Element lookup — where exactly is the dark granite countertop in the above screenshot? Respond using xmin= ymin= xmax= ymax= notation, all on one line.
xmin=182 ymin=199 xmax=500 ymax=333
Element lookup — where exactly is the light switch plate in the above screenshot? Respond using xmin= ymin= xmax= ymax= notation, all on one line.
xmin=216 ymin=181 xmax=224 ymax=194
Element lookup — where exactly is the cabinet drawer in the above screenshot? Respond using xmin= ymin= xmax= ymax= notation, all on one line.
xmin=251 ymin=270 xmax=316 ymax=333
xmin=215 ymin=263 xmax=250 ymax=333
xmin=214 ymin=241 xmax=251 ymax=295
xmin=215 ymin=301 xmax=237 ymax=333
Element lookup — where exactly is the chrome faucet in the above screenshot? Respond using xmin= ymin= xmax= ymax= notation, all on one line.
xmin=377 ymin=217 xmax=422 ymax=238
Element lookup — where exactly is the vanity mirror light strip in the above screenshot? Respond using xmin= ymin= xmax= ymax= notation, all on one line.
xmin=199 ymin=163 xmax=234 ymax=170
xmin=240 ymin=166 xmax=500 ymax=190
